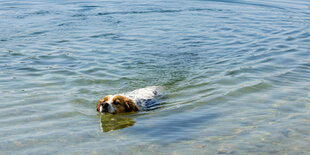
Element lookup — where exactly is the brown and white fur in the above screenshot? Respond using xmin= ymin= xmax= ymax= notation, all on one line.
xmin=97 ymin=86 xmax=162 ymax=114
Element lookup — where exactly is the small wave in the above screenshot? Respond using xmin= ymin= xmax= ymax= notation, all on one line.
xmin=16 ymin=10 xmax=50 ymax=19
xmin=201 ymin=0 xmax=285 ymax=10
xmin=224 ymin=81 xmax=272 ymax=98
xmin=97 ymin=9 xmax=181 ymax=16
xmin=89 ymin=33 xmax=116 ymax=38
xmin=29 ymin=30 xmax=48 ymax=36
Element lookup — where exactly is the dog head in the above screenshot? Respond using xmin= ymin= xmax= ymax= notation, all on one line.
xmin=97 ymin=95 xmax=139 ymax=114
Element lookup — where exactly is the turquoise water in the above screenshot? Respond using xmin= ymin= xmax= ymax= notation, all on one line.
xmin=1 ymin=0 xmax=310 ymax=154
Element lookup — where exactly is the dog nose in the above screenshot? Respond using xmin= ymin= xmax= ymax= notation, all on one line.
xmin=102 ymin=103 xmax=109 ymax=109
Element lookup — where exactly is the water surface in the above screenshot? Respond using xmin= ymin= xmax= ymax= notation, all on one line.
xmin=1 ymin=0 xmax=310 ymax=154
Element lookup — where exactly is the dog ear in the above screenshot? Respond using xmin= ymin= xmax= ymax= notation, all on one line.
xmin=125 ymin=100 xmax=139 ymax=112
xmin=97 ymin=99 xmax=104 ymax=112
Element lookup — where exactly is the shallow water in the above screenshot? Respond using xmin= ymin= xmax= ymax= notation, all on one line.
xmin=1 ymin=0 xmax=310 ymax=154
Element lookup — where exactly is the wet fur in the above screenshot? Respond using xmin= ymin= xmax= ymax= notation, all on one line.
xmin=97 ymin=95 xmax=139 ymax=114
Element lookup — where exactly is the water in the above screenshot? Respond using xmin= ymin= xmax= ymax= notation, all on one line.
xmin=0 ymin=0 xmax=310 ymax=154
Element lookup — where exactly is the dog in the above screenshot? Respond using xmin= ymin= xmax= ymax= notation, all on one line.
xmin=97 ymin=86 xmax=162 ymax=114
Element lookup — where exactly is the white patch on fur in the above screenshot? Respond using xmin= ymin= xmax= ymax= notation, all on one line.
xmin=107 ymin=95 xmax=114 ymax=104
xmin=107 ymin=95 xmax=115 ymax=113
xmin=120 ymin=86 xmax=163 ymax=110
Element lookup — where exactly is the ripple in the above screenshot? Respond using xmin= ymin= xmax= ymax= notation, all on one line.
xmin=224 ymin=81 xmax=273 ymax=98
xmin=97 ymin=9 xmax=182 ymax=16
xmin=32 ymin=10 xmax=50 ymax=15
xmin=89 ymin=33 xmax=116 ymax=38
xmin=71 ymin=78 xmax=110 ymax=86
xmin=71 ymin=14 xmax=86 ymax=18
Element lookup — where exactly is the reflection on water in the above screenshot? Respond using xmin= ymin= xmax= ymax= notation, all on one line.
xmin=100 ymin=114 xmax=136 ymax=132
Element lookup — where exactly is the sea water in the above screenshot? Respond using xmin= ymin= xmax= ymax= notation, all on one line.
xmin=0 ymin=0 xmax=310 ymax=154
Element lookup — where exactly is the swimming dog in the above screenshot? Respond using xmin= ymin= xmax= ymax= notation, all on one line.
xmin=97 ymin=86 xmax=162 ymax=114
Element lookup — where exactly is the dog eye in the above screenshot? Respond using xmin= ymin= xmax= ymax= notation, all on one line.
xmin=113 ymin=101 xmax=120 ymax=105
